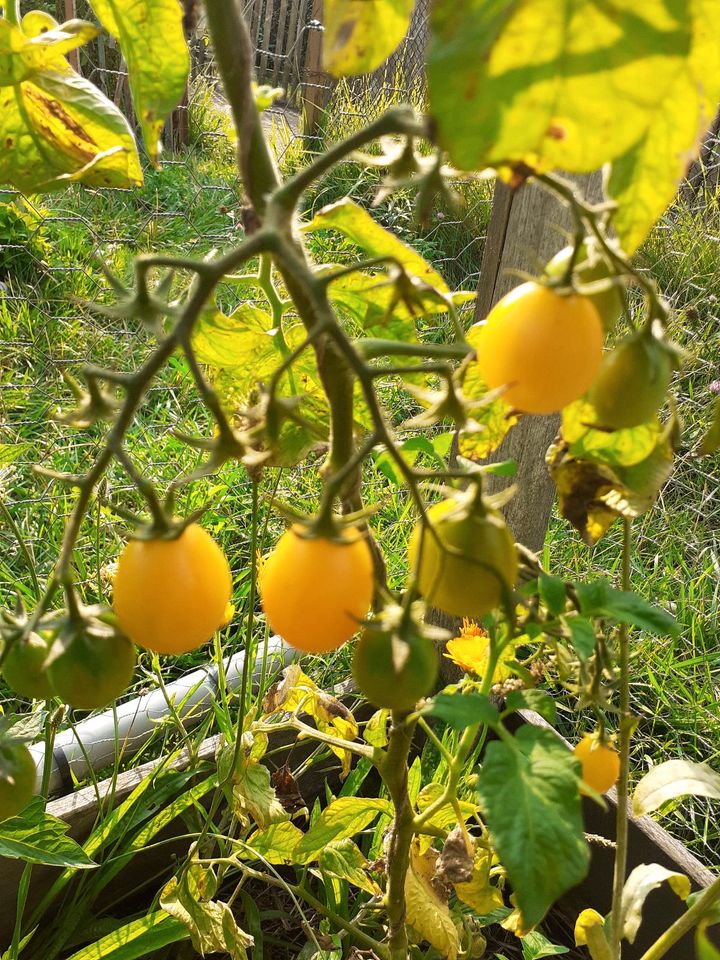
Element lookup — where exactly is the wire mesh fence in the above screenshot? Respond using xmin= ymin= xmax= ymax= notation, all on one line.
xmin=0 ymin=0 xmax=719 ymax=857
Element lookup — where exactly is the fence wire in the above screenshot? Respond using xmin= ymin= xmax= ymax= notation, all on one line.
xmin=0 ymin=0 xmax=719 ymax=860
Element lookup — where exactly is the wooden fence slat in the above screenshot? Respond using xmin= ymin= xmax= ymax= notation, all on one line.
xmin=272 ymin=0 xmax=291 ymax=87
xmin=280 ymin=0 xmax=304 ymax=94
xmin=259 ymin=0 xmax=275 ymax=83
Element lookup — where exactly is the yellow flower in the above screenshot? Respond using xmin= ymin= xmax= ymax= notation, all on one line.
xmin=444 ymin=619 xmax=514 ymax=682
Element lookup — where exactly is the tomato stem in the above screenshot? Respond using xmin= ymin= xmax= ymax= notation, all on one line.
xmin=610 ymin=518 xmax=632 ymax=959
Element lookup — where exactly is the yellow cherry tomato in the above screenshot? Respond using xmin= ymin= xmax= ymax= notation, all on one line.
xmin=114 ymin=523 xmax=233 ymax=655
xmin=474 ymin=281 xmax=604 ymax=414
xmin=573 ymin=735 xmax=620 ymax=794
xmin=409 ymin=498 xmax=518 ymax=619
xmin=259 ymin=526 xmax=374 ymax=653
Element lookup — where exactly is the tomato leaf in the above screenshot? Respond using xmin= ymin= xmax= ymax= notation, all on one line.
xmin=303 ymin=199 xmax=449 ymax=292
xmin=87 ymin=0 xmax=190 ymax=163
xmin=425 ymin=692 xmax=500 ymax=731
xmin=161 ymin=868 xmax=253 ymax=959
xmin=0 ymin=797 xmax=96 ymax=868
xmin=324 ymin=0 xmax=414 ymax=77
xmin=620 ymin=863 xmax=691 ymax=944
xmin=0 ymin=69 xmax=142 ymax=192
xmin=453 ymin=845 xmax=504 ymax=917
xmin=293 ymin=796 xmax=392 ymax=863
xmin=607 ymin=2 xmax=720 ymax=254
xmin=318 ymin=838 xmax=380 ymax=894
xmin=477 ymin=726 xmax=589 ymax=929
xmin=505 ymin=689 xmax=557 ymax=726
xmin=574 ymin=581 xmax=679 ymax=637
xmin=564 ymin=616 xmax=598 ymax=661
xmin=404 ymin=841 xmax=461 ymax=960
xmin=427 ymin=0 xmax=695 ymax=176
xmin=243 ymin=821 xmax=304 ymax=866
xmin=633 ymin=759 xmax=720 ymax=816
xmin=539 ymin=575 xmax=567 ymax=617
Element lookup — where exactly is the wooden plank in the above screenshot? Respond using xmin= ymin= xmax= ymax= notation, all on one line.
xmin=258 ymin=0 xmax=275 ymax=84
xmin=479 ymin=173 xmax=604 ymax=556
xmin=302 ymin=0 xmax=332 ymax=136
xmin=280 ymin=0 xmax=304 ymax=94
xmin=64 ymin=0 xmax=81 ymax=73
xmin=272 ymin=0 xmax=291 ymax=87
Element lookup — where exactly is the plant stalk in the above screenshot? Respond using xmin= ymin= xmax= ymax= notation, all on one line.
xmin=380 ymin=713 xmax=418 ymax=960
xmin=639 ymin=875 xmax=720 ymax=960
xmin=610 ymin=519 xmax=633 ymax=959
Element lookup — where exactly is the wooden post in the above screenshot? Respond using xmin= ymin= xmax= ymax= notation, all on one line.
xmin=435 ymin=172 xmax=603 ymax=683
xmin=478 ymin=173 xmax=604 ymax=554
xmin=302 ymin=0 xmax=332 ymax=136
xmin=64 ymin=0 xmax=81 ymax=73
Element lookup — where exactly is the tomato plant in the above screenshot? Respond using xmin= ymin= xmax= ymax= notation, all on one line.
xmin=0 ymin=1 xmax=718 ymax=959
xmin=473 ymin=281 xmax=604 ymax=414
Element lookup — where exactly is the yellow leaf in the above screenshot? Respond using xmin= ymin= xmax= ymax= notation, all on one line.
xmin=454 ymin=845 xmax=505 ymax=916
xmin=262 ymin=665 xmax=359 ymax=778
xmin=405 ymin=841 xmax=461 ymax=960
xmin=324 ymin=0 xmax=414 ymax=77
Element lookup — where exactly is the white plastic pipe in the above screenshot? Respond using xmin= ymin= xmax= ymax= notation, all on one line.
xmin=30 ymin=636 xmax=290 ymax=796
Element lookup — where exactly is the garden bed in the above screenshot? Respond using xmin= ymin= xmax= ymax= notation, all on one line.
xmin=0 ymin=706 xmax=712 ymax=957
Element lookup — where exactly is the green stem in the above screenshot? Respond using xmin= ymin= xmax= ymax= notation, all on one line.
xmin=0 ymin=495 xmax=40 ymax=599
xmin=639 ymin=875 xmax=720 ymax=960
xmin=4 ymin=0 xmax=19 ymax=24
xmin=610 ymin=519 xmax=633 ymax=960
xmin=380 ymin=713 xmax=418 ymax=960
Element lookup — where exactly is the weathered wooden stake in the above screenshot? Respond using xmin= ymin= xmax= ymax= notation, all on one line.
xmin=302 ymin=0 xmax=332 ymax=136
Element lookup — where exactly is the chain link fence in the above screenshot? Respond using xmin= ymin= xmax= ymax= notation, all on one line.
xmin=1 ymin=0 xmax=719 ymax=859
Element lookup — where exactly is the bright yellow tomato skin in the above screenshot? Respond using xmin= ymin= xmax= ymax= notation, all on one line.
xmin=113 ymin=524 xmax=233 ymax=655
xmin=474 ymin=281 xmax=604 ymax=414
xmin=259 ymin=526 xmax=374 ymax=653
xmin=409 ymin=499 xmax=518 ymax=619
xmin=573 ymin=735 xmax=620 ymax=794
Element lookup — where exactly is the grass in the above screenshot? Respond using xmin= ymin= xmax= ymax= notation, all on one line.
xmin=1 ymin=77 xmax=719 ymax=876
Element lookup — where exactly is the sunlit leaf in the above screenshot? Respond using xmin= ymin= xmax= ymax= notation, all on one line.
xmin=620 ymin=863 xmax=690 ymax=944
xmin=425 ymin=692 xmax=500 ymax=731
xmin=324 ymin=0 xmax=414 ymax=76
xmin=428 ymin=0 xmax=696 ymax=176
xmin=0 ymin=797 xmax=96 ymax=868
xmin=575 ymin=581 xmax=679 ymax=637
xmin=293 ymin=796 xmax=392 ymax=863
xmin=405 ymin=840 xmax=461 ymax=960
xmin=88 ymin=0 xmax=190 ymax=163
xmin=161 ymin=868 xmax=253 ymax=959
xmin=0 ymin=16 xmax=97 ymax=84
xmin=633 ymin=759 xmax=720 ymax=816
xmin=562 ymin=400 xmax=659 ymax=468
xmin=262 ymin=665 xmax=359 ymax=778
xmin=244 ymin=821 xmax=304 ymax=865
xmin=607 ymin=3 xmax=720 ymax=253
xmin=318 ymin=838 xmax=380 ymax=894
xmin=454 ymin=845 xmax=505 ymax=916
xmin=574 ymin=910 xmax=611 ymax=960
xmin=303 ymin=199 xmax=449 ymax=292
xmin=478 ymin=726 xmax=589 ymax=929
xmin=0 ymin=70 xmax=142 ymax=192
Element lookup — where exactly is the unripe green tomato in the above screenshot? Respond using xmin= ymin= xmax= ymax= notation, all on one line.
xmin=591 ymin=332 xmax=673 ymax=429
xmin=545 ymin=240 xmax=626 ymax=334
xmin=0 ymin=742 xmax=36 ymax=821
xmin=409 ymin=498 xmax=518 ymax=619
xmin=2 ymin=632 xmax=53 ymax=700
xmin=48 ymin=628 xmax=136 ymax=711
xmin=352 ymin=625 xmax=438 ymax=713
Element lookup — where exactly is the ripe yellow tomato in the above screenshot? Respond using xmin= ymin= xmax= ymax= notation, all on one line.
xmin=48 ymin=627 xmax=136 ymax=711
xmin=113 ymin=524 xmax=233 ymax=655
xmin=409 ymin=498 xmax=518 ymax=619
xmin=590 ymin=332 xmax=673 ymax=429
xmin=573 ymin=735 xmax=620 ymax=794
xmin=352 ymin=624 xmax=438 ymax=713
xmin=259 ymin=526 xmax=374 ymax=653
xmin=0 ymin=742 xmax=36 ymax=821
xmin=473 ymin=281 xmax=604 ymax=414
xmin=2 ymin=632 xmax=53 ymax=700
